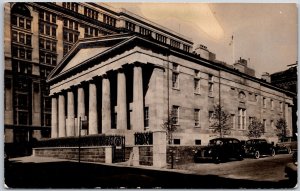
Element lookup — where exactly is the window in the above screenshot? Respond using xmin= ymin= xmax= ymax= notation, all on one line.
xmin=11 ymin=4 xmax=32 ymax=30
xmin=18 ymin=94 xmax=28 ymax=109
xmin=271 ymin=120 xmax=274 ymax=129
xmin=63 ymin=3 xmax=78 ymax=12
xmin=170 ymin=39 xmax=180 ymax=48
xmin=231 ymin=114 xmax=236 ymax=129
xmin=263 ymin=119 xmax=266 ymax=132
xmin=238 ymin=108 xmax=246 ymax=130
xmin=208 ymin=82 xmax=213 ymax=92
xmin=263 ymin=97 xmax=266 ymax=108
xmin=84 ymin=26 xmax=98 ymax=38
xmin=249 ymin=116 xmax=254 ymax=125
xmin=208 ymin=74 xmax=214 ymax=82
xmin=255 ymin=94 xmax=258 ymax=102
xmin=194 ymin=109 xmax=200 ymax=127
xmin=209 ymin=111 xmax=214 ymax=122
xmin=173 ymin=139 xmax=180 ymax=145
xmin=125 ymin=21 xmax=135 ymax=32
xmin=139 ymin=26 xmax=152 ymax=36
xmin=44 ymin=114 xmax=51 ymax=126
xmin=18 ymin=111 xmax=28 ymax=125
xmin=103 ymin=14 xmax=116 ymax=27
xmin=156 ymin=33 xmax=167 ymax=43
xmin=183 ymin=44 xmax=190 ymax=52
xmin=172 ymin=106 xmax=179 ymax=125
xmin=144 ymin=107 xmax=149 ymax=128
xmin=172 ymin=72 xmax=179 ymax=89
xmin=194 ymin=79 xmax=200 ymax=94
xmin=195 ymin=140 xmax=201 ymax=145
xmin=271 ymin=99 xmax=274 ymax=110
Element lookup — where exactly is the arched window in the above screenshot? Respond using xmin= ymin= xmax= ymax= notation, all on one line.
xmin=11 ymin=3 xmax=32 ymax=30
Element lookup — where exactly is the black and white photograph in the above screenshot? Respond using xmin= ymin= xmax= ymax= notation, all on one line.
xmin=3 ymin=1 xmax=298 ymax=189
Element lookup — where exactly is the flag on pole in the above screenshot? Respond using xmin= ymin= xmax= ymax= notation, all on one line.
xmin=229 ymin=35 xmax=234 ymax=46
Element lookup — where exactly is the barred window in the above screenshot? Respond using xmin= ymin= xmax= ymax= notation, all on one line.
xmin=156 ymin=33 xmax=167 ymax=43
xmin=170 ymin=39 xmax=180 ymax=48
xmin=139 ymin=26 xmax=152 ymax=36
xmin=125 ymin=21 xmax=135 ymax=32
xmin=103 ymin=14 xmax=116 ymax=27
xmin=172 ymin=106 xmax=179 ymax=125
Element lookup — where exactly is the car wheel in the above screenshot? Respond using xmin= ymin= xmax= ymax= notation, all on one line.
xmin=271 ymin=149 xmax=276 ymax=157
xmin=287 ymin=147 xmax=292 ymax=154
xmin=254 ymin=150 xmax=260 ymax=159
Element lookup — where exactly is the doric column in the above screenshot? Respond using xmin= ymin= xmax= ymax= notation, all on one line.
xmin=117 ymin=68 xmax=127 ymax=131
xmin=51 ymin=96 xmax=58 ymax=138
xmin=66 ymin=89 xmax=75 ymax=136
xmin=88 ymin=80 xmax=98 ymax=135
xmin=102 ymin=74 xmax=111 ymax=133
xmin=58 ymin=94 xmax=66 ymax=137
xmin=133 ymin=64 xmax=144 ymax=131
xmin=77 ymin=85 xmax=86 ymax=134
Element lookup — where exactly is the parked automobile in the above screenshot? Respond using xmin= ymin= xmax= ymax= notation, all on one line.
xmin=243 ymin=139 xmax=276 ymax=159
xmin=194 ymin=138 xmax=244 ymax=164
xmin=276 ymin=137 xmax=297 ymax=154
xmin=285 ymin=151 xmax=297 ymax=186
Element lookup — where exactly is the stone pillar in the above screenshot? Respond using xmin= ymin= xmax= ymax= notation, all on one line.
xmin=153 ymin=131 xmax=167 ymax=168
xmin=133 ymin=64 xmax=144 ymax=131
xmin=117 ymin=69 xmax=127 ymax=131
xmin=66 ymin=90 xmax=75 ymax=136
xmin=153 ymin=67 xmax=165 ymax=130
xmin=105 ymin=146 xmax=113 ymax=164
xmin=51 ymin=97 xmax=58 ymax=138
xmin=58 ymin=94 xmax=66 ymax=137
xmin=89 ymin=81 xmax=98 ymax=134
xmin=77 ymin=86 xmax=86 ymax=135
xmin=102 ymin=75 xmax=111 ymax=133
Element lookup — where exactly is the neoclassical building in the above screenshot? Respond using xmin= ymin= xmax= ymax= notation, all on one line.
xmin=47 ymin=34 xmax=294 ymax=145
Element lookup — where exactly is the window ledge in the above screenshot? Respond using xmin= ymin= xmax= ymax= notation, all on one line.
xmin=194 ymin=92 xmax=201 ymax=95
xmin=172 ymin=87 xmax=180 ymax=91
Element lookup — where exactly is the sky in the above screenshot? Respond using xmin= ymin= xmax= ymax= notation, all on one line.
xmin=107 ymin=3 xmax=297 ymax=77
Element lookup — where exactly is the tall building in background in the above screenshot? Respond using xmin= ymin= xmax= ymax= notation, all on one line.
xmin=4 ymin=2 xmax=194 ymax=144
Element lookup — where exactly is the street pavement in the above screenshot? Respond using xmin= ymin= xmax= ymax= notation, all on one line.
xmin=4 ymin=154 xmax=297 ymax=189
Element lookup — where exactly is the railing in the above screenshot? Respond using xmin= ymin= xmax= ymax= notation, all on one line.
xmin=134 ymin=132 xmax=153 ymax=145
xmin=34 ymin=134 xmax=125 ymax=147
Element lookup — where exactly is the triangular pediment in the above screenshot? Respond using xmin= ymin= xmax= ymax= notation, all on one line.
xmin=47 ymin=34 xmax=134 ymax=83
xmin=60 ymin=46 xmax=109 ymax=73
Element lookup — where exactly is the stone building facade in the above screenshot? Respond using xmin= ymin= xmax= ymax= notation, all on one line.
xmin=4 ymin=2 xmax=194 ymax=143
xmin=47 ymin=34 xmax=294 ymax=146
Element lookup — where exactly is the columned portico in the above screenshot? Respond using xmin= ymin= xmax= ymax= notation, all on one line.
xmin=58 ymin=94 xmax=66 ymax=137
xmin=102 ymin=74 xmax=111 ymax=133
xmin=89 ymin=80 xmax=98 ymax=135
xmin=133 ymin=63 xmax=144 ymax=131
xmin=51 ymin=96 xmax=58 ymax=138
xmin=66 ymin=89 xmax=75 ymax=136
xmin=117 ymin=69 xmax=127 ymax=131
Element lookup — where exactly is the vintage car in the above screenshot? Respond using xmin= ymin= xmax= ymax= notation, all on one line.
xmin=243 ymin=139 xmax=276 ymax=159
xmin=276 ymin=137 xmax=297 ymax=154
xmin=194 ymin=138 xmax=244 ymax=163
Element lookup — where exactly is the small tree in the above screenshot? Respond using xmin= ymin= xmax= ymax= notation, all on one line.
xmin=209 ymin=104 xmax=232 ymax=138
xmin=162 ymin=111 xmax=178 ymax=144
xmin=247 ymin=117 xmax=264 ymax=138
xmin=275 ymin=118 xmax=288 ymax=140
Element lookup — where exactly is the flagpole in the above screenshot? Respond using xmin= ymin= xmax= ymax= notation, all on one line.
xmin=232 ymin=35 xmax=235 ymax=64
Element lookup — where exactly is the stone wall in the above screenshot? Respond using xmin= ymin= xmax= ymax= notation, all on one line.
xmin=33 ymin=147 xmax=106 ymax=163
xmin=139 ymin=146 xmax=153 ymax=166
xmin=167 ymin=145 xmax=204 ymax=165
